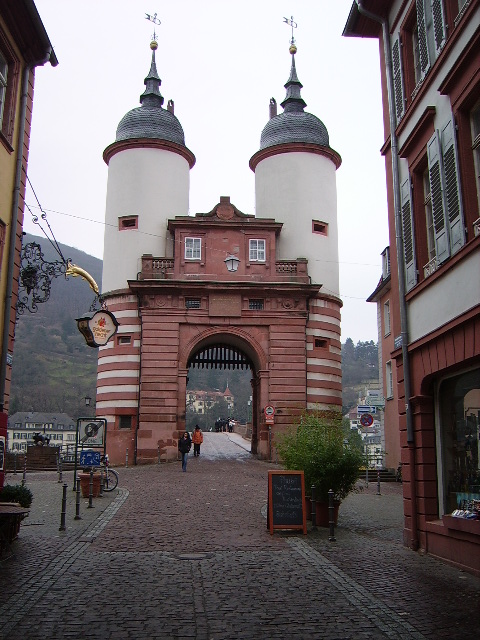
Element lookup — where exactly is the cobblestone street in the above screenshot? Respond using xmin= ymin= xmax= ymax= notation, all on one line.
xmin=1 ymin=433 xmax=479 ymax=639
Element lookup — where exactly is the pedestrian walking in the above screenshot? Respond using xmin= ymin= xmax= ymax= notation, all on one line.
xmin=178 ymin=431 xmax=192 ymax=472
xmin=192 ymin=425 xmax=203 ymax=457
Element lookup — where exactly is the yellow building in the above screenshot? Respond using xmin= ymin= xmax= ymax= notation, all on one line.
xmin=0 ymin=1 xmax=57 ymax=486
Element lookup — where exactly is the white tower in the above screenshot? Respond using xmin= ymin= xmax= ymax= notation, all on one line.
xmin=101 ymin=40 xmax=195 ymax=295
xmin=250 ymin=42 xmax=343 ymax=409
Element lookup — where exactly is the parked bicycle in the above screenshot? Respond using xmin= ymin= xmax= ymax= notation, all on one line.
xmin=101 ymin=454 xmax=119 ymax=491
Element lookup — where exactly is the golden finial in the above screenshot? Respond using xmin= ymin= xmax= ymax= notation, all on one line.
xmin=150 ymin=40 xmax=158 ymax=50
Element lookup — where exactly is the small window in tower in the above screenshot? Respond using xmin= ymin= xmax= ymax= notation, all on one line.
xmin=185 ymin=298 xmax=201 ymax=309
xmin=249 ymin=299 xmax=264 ymax=310
xmin=185 ymin=237 xmax=201 ymax=260
xmin=118 ymin=415 xmax=132 ymax=430
xmin=314 ymin=337 xmax=330 ymax=350
xmin=119 ymin=216 xmax=138 ymax=230
xmin=312 ymin=220 xmax=328 ymax=236
xmin=117 ymin=335 xmax=131 ymax=345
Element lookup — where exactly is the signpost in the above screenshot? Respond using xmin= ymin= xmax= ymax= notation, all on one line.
xmin=360 ymin=414 xmax=374 ymax=427
xmin=264 ymin=405 xmax=275 ymax=425
xmin=357 ymin=405 xmax=377 ymax=414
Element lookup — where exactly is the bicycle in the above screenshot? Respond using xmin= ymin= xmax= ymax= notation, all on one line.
xmin=100 ymin=454 xmax=119 ymax=492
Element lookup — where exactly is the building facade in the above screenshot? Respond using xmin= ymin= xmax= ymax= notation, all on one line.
xmin=7 ymin=412 xmax=76 ymax=452
xmin=344 ymin=0 xmax=480 ymax=575
xmin=96 ymin=39 xmax=343 ymax=465
xmin=0 ymin=0 xmax=57 ymax=488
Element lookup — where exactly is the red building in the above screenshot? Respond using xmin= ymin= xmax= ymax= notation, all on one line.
xmin=344 ymin=0 xmax=480 ymax=575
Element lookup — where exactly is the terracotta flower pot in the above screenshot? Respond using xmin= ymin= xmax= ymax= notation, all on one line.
xmin=305 ymin=497 xmax=340 ymax=527
xmin=79 ymin=472 xmax=101 ymax=498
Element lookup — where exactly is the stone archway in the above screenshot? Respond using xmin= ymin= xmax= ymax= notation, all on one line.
xmin=178 ymin=330 xmax=268 ymax=456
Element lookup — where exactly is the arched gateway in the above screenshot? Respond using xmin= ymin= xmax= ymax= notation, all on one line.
xmin=96 ymin=39 xmax=342 ymax=465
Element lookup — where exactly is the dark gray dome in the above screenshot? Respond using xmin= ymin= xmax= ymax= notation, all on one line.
xmin=260 ymin=111 xmax=329 ymax=150
xmin=114 ymin=43 xmax=187 ymax=148
xmin=116 ymin=106 xmax=186 ymax=145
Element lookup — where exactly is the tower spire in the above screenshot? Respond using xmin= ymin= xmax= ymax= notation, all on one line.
xmin=281 ymin=17 xmax=306 ymax=113
xmin=140 ymin=39 xmax=164 ymax=107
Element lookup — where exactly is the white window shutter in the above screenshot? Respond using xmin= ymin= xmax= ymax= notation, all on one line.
xmin=401 ymin=178 xmax=417 ymax=291
xmin=441 ymin=119 xmax=465 ymax=255
xmin=391 ymin=36 xmax=405 ymax=124
xmin=416 ymin=0 xmax=430 ymax=79
xmin=430 ymin=0 xmax=446 ymax=54
xmin=427 ymin=130 xmax=450 ymax=264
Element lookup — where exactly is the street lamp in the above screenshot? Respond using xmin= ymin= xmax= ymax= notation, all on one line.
xmin=84 ymin=395 xmax=92 ymax=407
xmin=224 ymin=255 xmax=240 ymax=272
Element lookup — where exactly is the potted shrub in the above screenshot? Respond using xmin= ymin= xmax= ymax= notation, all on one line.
xmin=276 ymin=409 xmax=363 ymax=526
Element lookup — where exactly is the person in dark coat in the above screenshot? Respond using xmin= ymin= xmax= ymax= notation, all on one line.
xmin=178 ymin=431 xmax=192 ymax=472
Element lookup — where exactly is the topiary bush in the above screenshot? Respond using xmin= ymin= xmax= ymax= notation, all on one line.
xmin=0 ymin=483 xmax=33 ymax=508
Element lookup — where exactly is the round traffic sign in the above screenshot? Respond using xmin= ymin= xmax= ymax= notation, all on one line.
xmin=264 ymin=405 xmax=275 ymax=416
xmin=360 ymin=414 xmax=373 ymax=427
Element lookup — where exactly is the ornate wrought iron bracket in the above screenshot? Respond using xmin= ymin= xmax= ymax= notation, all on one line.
xmin=17 ymin=241 xmax=103 ymax=315
xmin=17 ymin=242 xmax=68 ymax=314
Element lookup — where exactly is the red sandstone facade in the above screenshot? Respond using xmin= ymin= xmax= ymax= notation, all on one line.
xmin=97 ymin=197 xmax=342 ymax=465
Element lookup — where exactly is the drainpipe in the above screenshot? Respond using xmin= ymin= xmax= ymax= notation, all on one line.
xmin=134 ymin=295 xmax=143 ymax=465
xmin=0 ymin=49 xmax=56 ymax=413
xmin=355 ymin=1 xmax=418 ymax=550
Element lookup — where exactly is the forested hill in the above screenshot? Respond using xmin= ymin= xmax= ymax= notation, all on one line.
xmin=341 ymin=338 xmax=379 ymax=413
xmin=9 ymin=233 xmax=102 ymax=417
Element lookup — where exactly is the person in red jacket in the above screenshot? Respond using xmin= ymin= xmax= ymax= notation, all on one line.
xmin=192 ymin=425 xmax=204 ymax=457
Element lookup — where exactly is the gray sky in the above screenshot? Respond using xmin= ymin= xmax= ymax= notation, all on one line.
xmin=27 ymin=0 xmax=388 ymax=343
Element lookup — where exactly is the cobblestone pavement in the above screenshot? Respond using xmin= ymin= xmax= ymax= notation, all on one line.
xmin=1 ymin=432 xmax=479 ymax=639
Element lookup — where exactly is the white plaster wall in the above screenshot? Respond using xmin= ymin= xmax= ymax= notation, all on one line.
xmin=408 ymin=250 xmax=480 ymax=343
xmin=254 ymin=152 xmax=339 ymax=295
xmin=102 ymin=147 xmax=190 ymax=293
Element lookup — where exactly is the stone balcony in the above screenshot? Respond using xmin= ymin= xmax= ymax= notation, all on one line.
xmin=138 ymin=256 xmax=310 ymax=284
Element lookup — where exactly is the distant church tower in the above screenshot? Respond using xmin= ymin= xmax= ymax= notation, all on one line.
xmin=102 ymin=39 xmax=195 ymax=293
xmin=250 ymin=41 xmax=342 ymax=408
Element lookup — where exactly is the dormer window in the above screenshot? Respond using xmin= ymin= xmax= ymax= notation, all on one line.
xmin=381 ymin=247 xmax=390 ymax=279
xmin=249 ymin=239 xmax=265 ymax=262
xmin=185 ymin=237 xmax=201 ymax=260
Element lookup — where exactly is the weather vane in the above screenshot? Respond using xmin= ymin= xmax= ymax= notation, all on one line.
xmin=283 ymin=15 xmax=298 ymax=46
xmin=145 ymin=12 xmax=161 ymax=41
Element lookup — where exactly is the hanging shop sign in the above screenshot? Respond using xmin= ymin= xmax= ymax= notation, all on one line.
xmin=76 ymin=310 xmax=118 ymax=348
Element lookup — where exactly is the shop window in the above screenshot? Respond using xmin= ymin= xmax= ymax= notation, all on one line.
xmin=312 ymin=220 xmax=328 ymax=236
xmin=384 ymin=300 xmax=391 ymax=336
xmin=438 ymin=368 xmax=480 ymax=515
xmin=118 ymin=415 xmax=132 ymax=430
xmin=118 ymin=216 xmax=138 ymax=230
xmin=249 ymin=239 xmax=265 ymax=262
xmin=185 ymin=237 xmax=201 ymax=260
xmin=248 ymin=299 xmax=264 ymax=310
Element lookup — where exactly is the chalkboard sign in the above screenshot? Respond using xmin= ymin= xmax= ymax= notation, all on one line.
xmin=268 ymin=470 xmax=307 ymax=535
